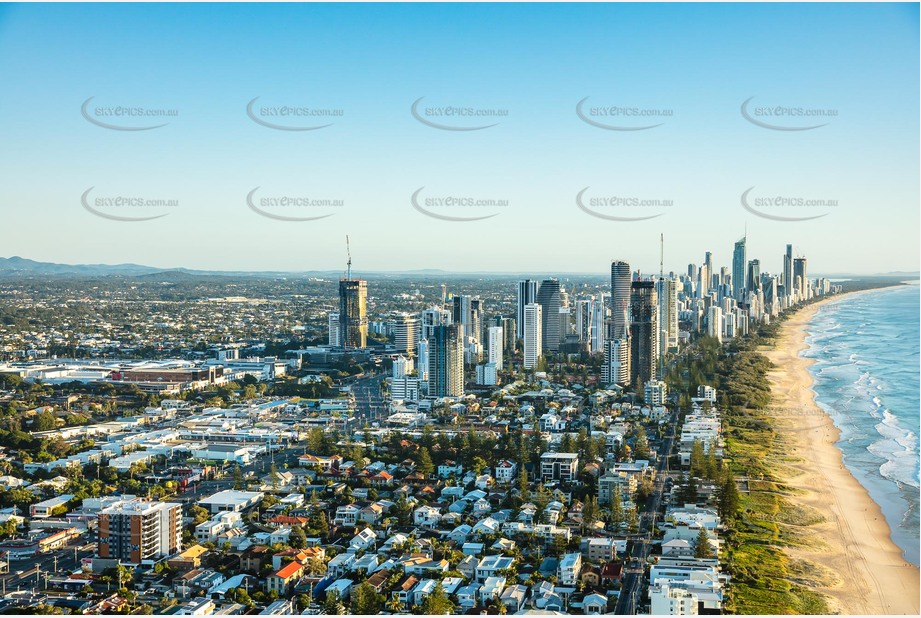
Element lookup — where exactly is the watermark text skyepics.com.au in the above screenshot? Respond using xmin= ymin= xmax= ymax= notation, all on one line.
xmin=81 ymin=97 xmax=178 ymax=131
xmin=411 ymin=97 xmax=508 ymax=131
xmin=246 ymin=187 xmax=342 ymax=221
xmin=741 ymin=97 xmax=837 ymax=131
xmin=411 ymin=187 xmax=508 ymax=221
xmin=576 ymin=187 xmax=673 ymax=221
xmin=741 ymin=187 xmax=837 ymax=222
xmin=247 ymin=97 xmax=343 ymax=131
xmin=81 ymin=188 xmax=178 ymax=222
xmin=576 ymin=97 xmax=673 ymax=131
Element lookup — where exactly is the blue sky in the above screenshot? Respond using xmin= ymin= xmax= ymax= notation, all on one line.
xmin=0 ymin=2 xmax=917 ymax=276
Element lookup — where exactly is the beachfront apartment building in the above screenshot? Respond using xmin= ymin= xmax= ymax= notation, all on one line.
xmin=541 ymin=452 xmax=579 ymax=483
xmin=97 ymin=499 xmax=182 ymax=564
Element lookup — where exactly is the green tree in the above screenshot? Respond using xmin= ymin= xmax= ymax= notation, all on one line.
xmin=421 ymin=582 xmax=454 ymax=615
xmin=233 ymin=465 xmax=244 ymax=490
xmin=518 ymin=468 xmax=530 ymax=503
xmin=417 ymin=447 xmax=434 ymax=478
xmin=582 ymin=496 xmax=598 ymax=533
xmin=718 ymin=469 xmax=740 ymax=521
xmin=534 ymin=482 xmax=550 ymax=513
xmin=269 ymin=463 xmax=281 ymax=490
xmin=386 ymin=596 xmax=405 ymax=613
xmin=609 ymin=487 xmax=624 ymax=532
xmin=189 ymin=505 xmax=210 ymax=526
xmin=689 ymin=439 xmax=706 ymax=478
xmin=678 ymin=473 xmax=698 ymax=506
xmin=307 ymin=428 xmax=325 ymax=454
xmin=560 ymin=433 xmax=575 ymax=453
xmin=632 ymin=426 xmax=651 ymax=460
xmin=289 ymin=525 xmax=307 ymax=549
xmin=323 ymin=590 xmax=345 ymax=615
xmin=309 ymin=510 xmax=329 ymax=538
xmin=694 ymin=526 xmax=714 ymax=559
xmin=471 ymin=456 xmax=487 ymax=476
xmin=350 ymin=581 xmax=385 ymax=615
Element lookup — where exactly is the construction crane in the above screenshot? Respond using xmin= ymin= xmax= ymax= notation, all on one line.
xmin=346 ymin=235 xmax=352 ymax=280
xmin=660 ymin=233 xmax=664 ymax=282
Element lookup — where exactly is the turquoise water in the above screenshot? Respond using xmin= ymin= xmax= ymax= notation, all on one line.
xmin=802 ymin=283 xmax=920 ymax=566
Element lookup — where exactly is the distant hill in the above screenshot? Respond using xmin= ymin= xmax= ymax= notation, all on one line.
xmin=0 ymin=255 xmax=165 ymax=276
xmin=3 ymin=255 xmax=915 ymax=279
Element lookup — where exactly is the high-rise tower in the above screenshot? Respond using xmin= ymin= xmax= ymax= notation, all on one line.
xmin=610 ymin=261 xmax=631 ymax=339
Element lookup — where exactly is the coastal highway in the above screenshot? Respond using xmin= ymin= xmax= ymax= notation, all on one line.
xmin=615 ymin=406 xmax=679 ymax=614
xmin=0 ymin=539 xmax=95 ymax=595
xmin=348 ymin=373 xmax=387 ymax=424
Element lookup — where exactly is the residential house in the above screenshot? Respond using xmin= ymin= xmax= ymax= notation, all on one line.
xmin=476 ymin=555 xmax=514 ymax=582
xmin=326 ymin=552 xmax=356 ymax=579
xmin=500 ymin=584 xmax=528 ymax=612
xmin=494 ymin=460 xmax=518 ymax=484
xmin=472 ymin=516 xmax=500 ymax=537
xmin=402 ymin=556 xmax=449 ymax=576
xmin=456 ymin=583 xmax=481 ymax=609
xmin=437 ymin=461 xmax=463 ymax=478
xmin=583 ymin=537 xmax=618 ymax=563
xmin=359 ymin=503 xmax=385 ymax=525
xmin=462 ymin=542 xmax=485 ymax=556
xmin=480 ymin=576 xmax=506 ymax=603
xmin=333 ymin=505 xmax=360 ymax=526
xmin=531 ymin=581 xmax=564 ymax=611
xmin=457 ymin=555 xmax=479 ymax=580
xmin=354 ymin=553 xmax=380 ymax=574
xmin=475 ymin=474 xmax=494 ymax=491
xmin=410 ymin=579 xmax=438 ymax=607
xmin=391 ymin=575 xmax=419 ymax=607
xmin=239 ymin=546 xmax=271 ymax=573
xmin=349 ymin=527 xmax=377 ymax=552
xmin=413 ymin=506 xmax=442 ymax=528
xmin=558 ymin=553 xmax=582 ymax=586
xmin=583 ymin=592 xmax=608 ymax=615
xmin=447 ymin=524 xmax=472 ymax=545
xmin=325 ymin=579 xmax=353 ymax=601
xmin=265 ymin=561 xmax=304 ymax=595
xmin=471 ymin=498 xmax=492 ymax=518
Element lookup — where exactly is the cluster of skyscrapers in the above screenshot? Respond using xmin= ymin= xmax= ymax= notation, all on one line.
xmin=328 ymin=238 xmax=835 ymax=401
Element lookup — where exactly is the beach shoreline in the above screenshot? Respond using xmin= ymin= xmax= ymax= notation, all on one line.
xmin=762 ymin=288 xmax=920 ymax=614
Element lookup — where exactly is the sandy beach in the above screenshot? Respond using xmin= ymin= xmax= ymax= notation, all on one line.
xmin=763 ymin=292 xmax=920 ymax=614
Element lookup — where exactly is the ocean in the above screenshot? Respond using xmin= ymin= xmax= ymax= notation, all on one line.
xmin=802 ymin=282 xmax=920 ymax=566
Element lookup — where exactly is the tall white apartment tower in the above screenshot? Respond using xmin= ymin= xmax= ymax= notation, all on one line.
xmin=590 ymin=294 xmax=607 ymax=354
xmin=392 ymin=313 xmax=418 ymax=356
xmin=487 ymin=326 xmax=504 ymax=369
xmin=707 ymin=305 xmax=723 ymax=343
xmin=328 ymin=312 xmax=341 ymax=347
xmin=523 ymin=303 xmax=543 ymax=369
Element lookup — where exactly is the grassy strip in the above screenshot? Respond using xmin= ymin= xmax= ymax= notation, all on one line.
xmin=672 ymin=313 xmax=831 ymax=614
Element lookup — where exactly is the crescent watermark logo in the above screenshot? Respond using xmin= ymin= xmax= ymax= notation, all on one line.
xmin=740 ymin=97 xmax=836 ymax=131
xmin=246 ymin=97 xmax=342 ymax=131
xmin=410 ymin=97 xmax=506 ymax=131
xmin=246 ymin=187 xmax=340 ymax=221
xmin=81 ymin=97 xmax=175 ymax=131
xmin=81 ymin=187 xmax=174 ymax=222
xmin=576 ymin=187 xmax=670 ymax=221
xmin=740 ymin=187 xmax=835 ymax=222
xmin=575 ymin=97 xmax=670 ymax=131
xmin=410 ymin=187 xmax=506 ymax=221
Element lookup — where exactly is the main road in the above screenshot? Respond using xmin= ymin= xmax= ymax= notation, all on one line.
xmin=615 ymin=406 xmax=679 ymax=614
xmin=347 ymin=372 xmax=387 ymax=425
